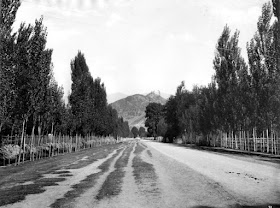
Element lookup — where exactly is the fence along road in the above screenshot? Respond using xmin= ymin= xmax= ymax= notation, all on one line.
xmin=0 ymin=135 xmax=120 ymax=166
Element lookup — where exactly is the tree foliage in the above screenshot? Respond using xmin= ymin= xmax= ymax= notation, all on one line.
xmin=2 ymin=0 xmax=280 ymax=144
xmin=138 ymin=127 xmax=146 ymax=137
xmin=0 ymin=1 xmax=130 ymax=140
xmin=68 ymin=51 xmax=130 ymax=137
xmin=0 ymin=0 xmax=21 ymax=132
xmin=145 ymin=102 xmax=164 ymax=139
xmin=131 ymin=126 xmax=139 ymax=138
xmin=161 ymin=1 xmax=280 ymax=143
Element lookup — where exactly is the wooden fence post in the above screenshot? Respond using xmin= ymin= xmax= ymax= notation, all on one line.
xmin=239 ymin=131 xmax=241 ymax=150
xmin=14 ymin=136 xmax=18 ymax=166
xmin=267 ymin=129 xmax=269 ymax=153
xmin=235 ymin=133 xmax=237 ymax=149
xmin=272 ymin=131 xmax=275 ymax=154
xmin=52 ymin=135 xmax=55 ymax=157
xmin=253 ymin=128 xmax=255 ymax=152
xmin=243 ymin=131 xmax=245 ymax=151
xmin=76 ymin=135 xmax=77 ymax=151
xmin=48 ymin=135 xmax=51 ymax=158
xmin=226 ymin=133 xmax=228 ymax=148
xmin=18 ymin=120 xmax=25 ymax=165
xmin=276 ymin=135 xmax=278 ymax=155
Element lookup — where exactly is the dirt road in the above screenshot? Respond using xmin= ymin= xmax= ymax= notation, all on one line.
xmin=0 ymin=139 xmax=279 ymax=208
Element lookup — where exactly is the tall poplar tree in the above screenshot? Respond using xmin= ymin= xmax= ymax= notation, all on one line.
xmin=69 ymin=51 xmax=92 ymax=135
xmin=213 ymin=25 xmax=247 ymax=132
xmin=247 ymin=2 xmax=280 ymax=133
xmin=0 ymin=0 xmax=21 ymax=132
xmin=28 ymin=18 xmax=53 ymax=139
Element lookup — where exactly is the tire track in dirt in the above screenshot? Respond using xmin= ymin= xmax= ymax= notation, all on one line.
xmin=95 ymin=142 xmax=134 ymax=200
xmin=93 ymin=140 xmax=162 ymax=208
xmin=94 ymin=140 xmax=140 ymax=208
xmin=139 ymin=142 xmax=153 ymax=158
xmin=132 ymin=142 xmax=161 ymax=207
xmin=73 ymin=144 xmax=127 ymax=207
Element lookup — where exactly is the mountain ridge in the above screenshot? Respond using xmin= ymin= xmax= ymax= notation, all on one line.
xmin=110 ymin=92 xmax=166 ymax=129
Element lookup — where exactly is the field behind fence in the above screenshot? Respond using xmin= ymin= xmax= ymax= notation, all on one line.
xmin=0 ymin=135 xmax=120 ymax=166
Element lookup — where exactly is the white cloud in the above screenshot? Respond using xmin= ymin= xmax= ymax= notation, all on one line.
xmin=111 ymin=0 xmax=133 ymax=7
xmin=166 ymin=32 xmax=196 ymax=43
xmin=106 ymin=13 xmax=123 ymax=27
xmin=209 ymin=6 xmax=261 ymax=25
xmin=97 ymin=0 xmax=107 ymax=10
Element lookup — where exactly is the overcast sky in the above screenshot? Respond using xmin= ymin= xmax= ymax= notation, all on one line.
xmin=14 ymin=0 xmax=268 ymax=98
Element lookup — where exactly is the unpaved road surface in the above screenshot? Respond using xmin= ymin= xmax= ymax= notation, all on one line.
xmin=0 ymin=139 xmax=279 ymax=208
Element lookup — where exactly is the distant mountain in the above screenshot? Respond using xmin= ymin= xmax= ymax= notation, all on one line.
xmin=144 ymin=91 xmax=172 ymax=100
xmin=107 ymin=92 xmax=128 ymax=104
xmin=110 ymin=92 xmax=166 ymax=129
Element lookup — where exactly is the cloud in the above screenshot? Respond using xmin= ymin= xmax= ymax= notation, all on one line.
xmin=110 ymin=0 xmax=133 ymax=7
xmin=166 ymin=32 xmax=196 ymax=43
xmin=106 ymin=13 xmax=123 ymax=27
xmin=197 ymin=0 xmax=264 ymax=26
xmin=96 ymin=0 xmax=107 ymax=10
xmin=22 ymin=0 xmax=103 ymax=15
xmin=209 ymin=5 xmax=261 ymax=25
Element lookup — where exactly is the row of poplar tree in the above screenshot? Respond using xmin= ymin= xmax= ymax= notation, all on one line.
xmin=0 ymin=0 xmax=130 ymax=138
xmin=146 ymin=1 xmax=280 ymax=142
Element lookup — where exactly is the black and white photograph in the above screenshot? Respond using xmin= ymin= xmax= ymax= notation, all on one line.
xmin=0 ymin=0 xmax=280 ymax=207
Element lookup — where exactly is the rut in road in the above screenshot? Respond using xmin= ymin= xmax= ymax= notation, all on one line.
xmin=94 ymin=140 xmax=140 ymax=208
xmin=95 ymin=142 xmax=134 ymax=200
xmin=94 ymin=140 xmax=162 ymax=208
xmin=132 ymin=142 xmax=160 ymax=197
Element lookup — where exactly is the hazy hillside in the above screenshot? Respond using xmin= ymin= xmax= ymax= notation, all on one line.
xmin=110 ymin=92 xmax=166 ymax=129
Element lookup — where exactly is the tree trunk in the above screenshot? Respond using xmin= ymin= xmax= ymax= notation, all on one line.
xmin=10 ymin=122 xmax=15 ymax=136
xmin=31 ymin=124 xmax=35 ymax=161
xmin=0 ymin=123 xmax=3 ymax=134
xmin=37 ymin=116 xmax=42 ymax=160
xmin=18 ymin=119 xmax=25 ymax=165
xmin=51 ymin=122 xmax=54 ymax=135
xmin=76 ymin=134 xmax=78 ymax=152
xmin=63 ymin=135 xmax=65 ymax=154
xmin=267 ymin=129 xmax=269 ymax=153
